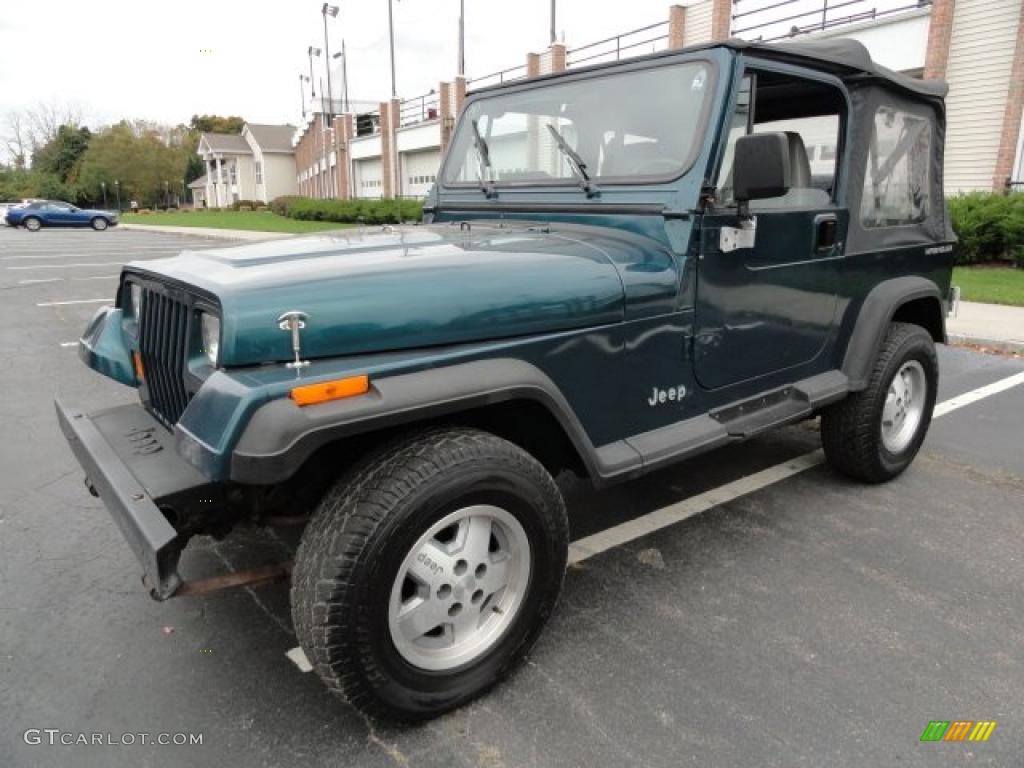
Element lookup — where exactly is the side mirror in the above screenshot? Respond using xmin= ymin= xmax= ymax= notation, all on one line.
xmin=733 ymin=132 xmax=791 ymax=203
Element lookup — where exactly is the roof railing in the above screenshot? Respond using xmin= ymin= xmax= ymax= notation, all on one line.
xmin=732 ymin=0 xmax=932 ymax=41
xmin=467 ymin=63 xmax=529 ymax=90
xmin=566 ymin=20 xmax=670 ymax=68
xmin=399 ymin=91 xmax=441 ymax=127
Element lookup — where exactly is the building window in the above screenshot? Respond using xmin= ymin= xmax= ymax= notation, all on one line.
xmin=861 ymin=107 xmax=931 ymax=227
xmin=229 ymin=164 xmax=237 ymax=184
xmin=255 ymin=161 xmax=263 ymax=185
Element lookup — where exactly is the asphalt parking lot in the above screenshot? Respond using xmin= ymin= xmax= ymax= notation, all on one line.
xmin=1 ymin=224 xmax=1023 ymax=768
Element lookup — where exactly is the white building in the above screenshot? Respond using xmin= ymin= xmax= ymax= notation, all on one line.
xmin=197 ymin=123 xmax=299 ymax=207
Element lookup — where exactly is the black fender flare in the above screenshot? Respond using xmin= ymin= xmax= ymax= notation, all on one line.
xmin=841 ymin=276 xmax=945 ymax=391
xmin=229 ymin=358 xmax=606 ymax=485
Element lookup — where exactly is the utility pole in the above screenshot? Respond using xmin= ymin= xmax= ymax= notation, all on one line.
xmin=458 ymin=0 xmax=465 ymax=76
xmin=322 ymin=4 xmax=339 ymax=118
xmin=388 ymin=0 xmax=397 ymax=98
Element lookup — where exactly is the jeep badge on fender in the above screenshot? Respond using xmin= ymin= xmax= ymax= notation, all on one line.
xmin=57 ymin=38 xmax=954 ymax=721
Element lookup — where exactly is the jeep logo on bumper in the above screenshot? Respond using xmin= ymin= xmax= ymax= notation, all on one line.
xmin=648 ymin=385 xmax=687 ymax=406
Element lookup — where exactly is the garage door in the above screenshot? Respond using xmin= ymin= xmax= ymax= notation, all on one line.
xmin=354 ymin=158 xmax=383 ymax=199
xmin=401 ymin=150 xmax=441 ymax=198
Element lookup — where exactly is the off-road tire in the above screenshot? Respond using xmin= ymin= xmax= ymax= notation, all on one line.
xmin=822 ymin=322 xmax=938 ymax=483
xmin=91 ymin=217 xmax=108 ymax=231
xmin=291 ymin=427 xmax=568 ymax=721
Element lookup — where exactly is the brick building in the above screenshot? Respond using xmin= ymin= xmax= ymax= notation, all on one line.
xmin=293 ymin=0 xmax=1024 ymax=200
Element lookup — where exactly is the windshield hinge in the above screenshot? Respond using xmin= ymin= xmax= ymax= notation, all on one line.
xmin=699 ymin=179 xmax=717 ymax=210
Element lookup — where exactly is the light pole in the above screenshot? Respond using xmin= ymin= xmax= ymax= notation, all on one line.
xmin=307 ymin=46 xmax=321 ymax=99
xmin=332 ymin=46 xmax=349 ymax=114
xmin=299 ymin=73 xmax=310 ymax=118
xmin=100 ymin=181 xmax=107 ymax=209
xmin=550 ymin=0 xmax=556 ymax=44
xmin=458 ymin=0 xmax=465 ymax=76
xmin=387 ymin=0 xmax=397 ymax=99
xmin=114 ymin=179 xmax=120 ymax=212
xmin=322 ymin=4 xmax=339 ymax=119
xmin=164 ymin=180 xmax=169 ymax=210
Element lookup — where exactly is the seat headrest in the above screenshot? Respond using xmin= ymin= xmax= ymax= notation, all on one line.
xmin=784 ymin=132 xmax=812 ymax=188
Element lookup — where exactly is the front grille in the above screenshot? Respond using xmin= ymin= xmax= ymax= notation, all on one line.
xmin=139 ymin=288 xmax=191 ymax=426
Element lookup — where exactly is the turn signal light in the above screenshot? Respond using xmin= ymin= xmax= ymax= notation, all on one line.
xmin=290 ymin=374 xmax=369 ymax=406
xmin=133 ymin=351 xmax=145 ymax=380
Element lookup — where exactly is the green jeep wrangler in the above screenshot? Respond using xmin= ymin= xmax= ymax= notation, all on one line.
xmin=58 ymin=38 xmax=954 ymax=720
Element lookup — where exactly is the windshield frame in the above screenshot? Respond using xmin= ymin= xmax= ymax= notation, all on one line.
xmin=439 ymin=56 xmax=718 ymax=191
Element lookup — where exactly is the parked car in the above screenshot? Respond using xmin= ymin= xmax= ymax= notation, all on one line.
xmin=58 ymin=38 xmax=955 ymax=721
xmin=5 ymin=200 xmax=119 ymax=231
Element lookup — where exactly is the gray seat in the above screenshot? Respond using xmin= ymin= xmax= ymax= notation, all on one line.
xmin=752 ymin=132 xmax=831 ymax=210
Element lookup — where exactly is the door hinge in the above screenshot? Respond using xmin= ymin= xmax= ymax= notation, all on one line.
xmin=719 ymin=216 xmax=758 ymax=253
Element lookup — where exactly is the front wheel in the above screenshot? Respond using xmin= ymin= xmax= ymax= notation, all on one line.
xmin=291 ymin=427 xmax=568 ymax=721
xmin=23 ymin=216 xmax=42 ymax=232
xmin=822 ymin=322 xmax=938 ymax=483
xmin=91 ymin=217 xmax=108 ymax=231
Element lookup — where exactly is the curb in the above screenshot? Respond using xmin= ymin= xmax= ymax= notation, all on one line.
xmin=118 ymin=223 xmax=293 ymax=241
xmin=948 ymin=333 xmax=1024 ymax=355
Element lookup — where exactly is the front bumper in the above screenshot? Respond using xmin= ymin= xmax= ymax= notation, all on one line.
xmin=56 ymin=400 xmax=220 ymax=600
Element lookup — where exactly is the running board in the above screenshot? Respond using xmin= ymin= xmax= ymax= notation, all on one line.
xmin=711 ymin=371 xmax=849 ymax=438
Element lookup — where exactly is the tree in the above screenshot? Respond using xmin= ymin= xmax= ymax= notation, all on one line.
xmin=31 ymin=124 xmax=92 ymax=182
xmin=189 ymin=114 xmax=246 ymax=134
xmin=76 ymin=122 xmax=190 ymax=207
xmin=2 ymin=112 xmax=30 ymax=169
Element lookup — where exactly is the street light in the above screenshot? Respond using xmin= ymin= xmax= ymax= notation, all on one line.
xmin=100 ymin=181 xmax=107 ymax=209
xmin=307 ymin=46 xmax=321 ymax=99
xmin=322 ymin=4 xmax=339 ymax=119
xmin=550 ymin=0 xmax=556 ymax=44
xmin=458 ymin=0 xmax=465 ymax=76
xmin=164 ymin=180 xmax=169 ymax=210
xmin=387 ymin=0 xmax=397 ymax=99
xmin=299 ymin=73 xmax=310 ymax=118
xmin=332 ymin=45 xmax=349 ymax=114
xmin=113 ymin=179 xmax=121 ymax=212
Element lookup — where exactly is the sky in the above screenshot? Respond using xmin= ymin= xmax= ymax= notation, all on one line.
xmin=0 ymin=0 xmax=915 ymax=144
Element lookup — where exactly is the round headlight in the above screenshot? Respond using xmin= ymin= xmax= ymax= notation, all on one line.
xmin=129 ymin=283 xmax=142 ymax=318
xmin=200 ymin=312 xmax=220 ymax=365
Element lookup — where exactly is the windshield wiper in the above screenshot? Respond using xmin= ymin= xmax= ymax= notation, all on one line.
xmin=470 ymin=119 xmax=498 ymax=199
xmin=546 ymin=123 xmax=599 ymax=198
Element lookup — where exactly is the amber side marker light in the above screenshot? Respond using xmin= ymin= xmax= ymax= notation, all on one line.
xmin=133 ymin=351 xmax=145 ymax=380
xmin=290 ymin=374 xmax=369 ymax=406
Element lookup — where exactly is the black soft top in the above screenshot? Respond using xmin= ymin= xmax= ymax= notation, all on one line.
xmin=722 ymin=37 xmax=947 ymax=99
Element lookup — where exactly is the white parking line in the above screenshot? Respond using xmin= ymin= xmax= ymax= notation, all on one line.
xmin=59 ymin=342 xmax=78 ymax=348
xmin=36 ymin=298 xmax=111 ymax=307
xmin=281 ymin=369 xmax=1024 ymax=673
xmin=18 ymin=278 xmax=63 ymax=285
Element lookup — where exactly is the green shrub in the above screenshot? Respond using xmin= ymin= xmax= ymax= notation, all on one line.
xmin=230 ymin=199 xmax=259 ymax=211
xmin=284 ymin=197 xmax=423 ymax=225
xmin=269 ymin=195 xmax=304 ymax=216
xmin=947 ymin=192 xmax=1024 ymax=266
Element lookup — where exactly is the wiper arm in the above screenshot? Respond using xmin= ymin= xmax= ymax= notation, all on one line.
xmin=470 ymin=119 xmax=497 ymax=199
xmin=546 ymin=123 xmax=599 ymax=198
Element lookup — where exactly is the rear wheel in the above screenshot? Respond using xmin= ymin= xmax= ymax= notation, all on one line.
xmin=822 ymin=322 xmax=937 ymax=482
xmin=23 ymin=216 xmax=41 ymax=231
xmin=91 ymin=217 xmax=108 ymax=231
xmin=291 ymin=427 xmax=568 ymax=721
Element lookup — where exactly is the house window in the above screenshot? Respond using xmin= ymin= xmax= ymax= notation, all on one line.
xmin=861 ymin=107 xmax=931 ymax=227
xmin=255 ymin=161 xmax=263 ymax=185
xmin=229 ymin=164 xmax=237 ymax=184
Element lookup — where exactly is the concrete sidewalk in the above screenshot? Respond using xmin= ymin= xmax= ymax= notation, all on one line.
xmin=119 ymin=223 xmax=293 ymax=241
xmin=948 ymin=300 xmax=1024 ymax=352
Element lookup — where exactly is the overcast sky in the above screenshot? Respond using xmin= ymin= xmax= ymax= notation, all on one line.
xmin=0 ymin=0 xmax=913 ymax=139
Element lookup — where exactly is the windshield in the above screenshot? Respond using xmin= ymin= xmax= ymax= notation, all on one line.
xmin=443 ymin=61 xmax=713 ymax=187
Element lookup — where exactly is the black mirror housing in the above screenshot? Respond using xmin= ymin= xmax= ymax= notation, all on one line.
xmin=733 ymin=132 xmax=791 ymax=202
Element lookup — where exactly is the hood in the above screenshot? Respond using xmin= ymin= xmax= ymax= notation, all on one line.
xmin=128 ymin=222 xmax=626 ymax=367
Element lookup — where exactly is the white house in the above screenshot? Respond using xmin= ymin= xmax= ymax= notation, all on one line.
xmin=197 ymin=123 xmax=299 ymax=207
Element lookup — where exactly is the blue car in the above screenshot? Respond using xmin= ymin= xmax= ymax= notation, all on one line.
xmin=5 ymin=200 xmax=119 ymax=231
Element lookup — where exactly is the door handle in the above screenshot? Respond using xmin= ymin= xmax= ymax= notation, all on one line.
xmin=814 ymin=213 xmax=838 ymax=254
